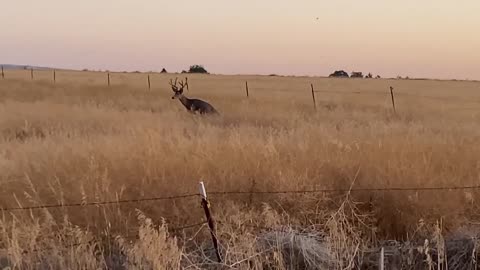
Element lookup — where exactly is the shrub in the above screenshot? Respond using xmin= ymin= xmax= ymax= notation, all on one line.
xmin=188 ymin=65 xmax=208 ymax=74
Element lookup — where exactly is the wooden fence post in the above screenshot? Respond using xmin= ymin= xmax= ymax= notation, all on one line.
xmin=199 ymin=182 xmax=222 ymax=262
xmin=311 ymin=84 xmax=317 ymax=110
xmin=53 ymin=69 xmax=56 ymax=83
xmin=389 ymin=86 xmax=396 ymax=113
xmin=379 ymin=247 xmax=385 ymax=270
xmin=1 ymin=66 xmax=4 ymax=79
xmin=245 ymin=81 xmax=249 ymax=97
xmin=185 ymin=77 xmax=189 ymax=91
xmin=31 ymin=68 xmax=34 ymax=80
xmin=107 ymin=72 xmax=110 ymax=86
xmin=147 ymin=75 xmax=151 ymax=90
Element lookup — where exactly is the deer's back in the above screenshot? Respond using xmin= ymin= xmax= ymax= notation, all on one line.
xmin=190 ymin=99 xmax=219 ymax=114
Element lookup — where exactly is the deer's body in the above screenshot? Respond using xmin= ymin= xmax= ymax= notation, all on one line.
xmin=176 ymin=95 xmax=219 ymax=115
xmin=170 ymin=78 xmax=219 ymax=115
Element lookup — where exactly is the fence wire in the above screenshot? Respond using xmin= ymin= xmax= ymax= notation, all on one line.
xmin=208 ymin=184 xmax=480 ymax=197
xmin=1 ymin=193 xmax=199 ymax=211
xmin=3 ymin=184 xmax=480 ymax=212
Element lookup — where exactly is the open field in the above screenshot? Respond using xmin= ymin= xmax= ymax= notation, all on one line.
xmin=1 ymin=70 xmax=480 ymax=269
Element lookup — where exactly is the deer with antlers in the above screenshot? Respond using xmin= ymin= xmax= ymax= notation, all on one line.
xmin=169 ymin=78 xmax=219 ymax=115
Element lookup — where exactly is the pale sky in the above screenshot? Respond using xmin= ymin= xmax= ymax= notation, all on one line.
xmin=2 ymin=0 xmax=480 ymax=79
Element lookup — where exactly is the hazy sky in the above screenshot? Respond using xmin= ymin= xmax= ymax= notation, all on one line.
xmin=2 ymin=0 xmax=480 ymax=79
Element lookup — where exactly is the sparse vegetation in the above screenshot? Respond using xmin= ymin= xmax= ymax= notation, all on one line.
xmin=329 ymin=70 xmax=349 ymax=78
xmin=187 ymin=64 xmax=209 ymax=74
xmin=1 ymin=70 xmax=480 ymax=269
xmin=350 ymin=71 xmax=363 ymax=78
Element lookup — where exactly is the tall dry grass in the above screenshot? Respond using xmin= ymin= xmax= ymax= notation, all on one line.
xmin=1 ymin=71 xmax=480 ymax=269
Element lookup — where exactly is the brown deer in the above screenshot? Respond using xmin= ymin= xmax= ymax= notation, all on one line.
xmin=169 ymin=78 xmax=219 ymax=115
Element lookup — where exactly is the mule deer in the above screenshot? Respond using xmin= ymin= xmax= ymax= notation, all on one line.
xmin=169 ymin=78 xmax=219 ymax=115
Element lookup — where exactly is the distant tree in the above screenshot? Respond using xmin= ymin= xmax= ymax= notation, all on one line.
xmin=329 ymin=70 xmax=349 ymax=78
xmin=188 ymin=65 xmax=209 ymax=74
xmin=160 ymin=68 xmax=167 ymax=73
xmin=181 ymin=70 xmax=188 ymax=74
xmin=351 ymin=71 xmax=364 ymax=78
xmin=366 ymin=73 xmax=373 ymax=78
xmin=375 ymin=75 xmax=381 ymax=79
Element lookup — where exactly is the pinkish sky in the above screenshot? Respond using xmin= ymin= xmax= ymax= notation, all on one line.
xmin=2 ymin=0 xmax=480 ymax=79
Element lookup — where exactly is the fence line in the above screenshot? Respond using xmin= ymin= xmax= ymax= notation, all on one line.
xmin=1 ymin=69 xmax=478 ymax=106
xmin=1 ymin=193 xmax=199 ymax=211
xmin=4 ymin=180 xmax=480 ymax=265
xmin=3 ymin=184 xmax=480 ymax=212
xmin=208 ymin=184 xmax=480 ymax=196
xmin=313 ymin=89 xmax=478 ymax=102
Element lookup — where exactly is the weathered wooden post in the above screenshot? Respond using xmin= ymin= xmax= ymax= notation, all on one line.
xmin=185 ymin=77 xmax=189 ymax=91
xmin=30 ymin=68 xmax=34 ymax=80
xmin=311 ymin=84 xmax=317 ymax=110
xmin=1 ymin=66 xmax=4 ymax=79
xmin=107 ymin=72 xmax=111 ymax=86
xmin=389 ymin=86 xmax=396 ymax=113
xmin=245 ymin=81 xmax=249 ymax=97
xmin=53 ymin=69 xmax=56 ymax=83
xmin=199 ymin=182 xmax=222 ymax=262
xmin=147 ymin=75 xmax=151 ymax=90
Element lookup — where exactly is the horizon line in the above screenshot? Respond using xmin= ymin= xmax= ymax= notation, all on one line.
xmin=1 ymin=63 xmax=478 ymax=83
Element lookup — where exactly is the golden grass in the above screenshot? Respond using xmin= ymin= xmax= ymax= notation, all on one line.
xmin=1 ymin=70 xmax=480 ymax=269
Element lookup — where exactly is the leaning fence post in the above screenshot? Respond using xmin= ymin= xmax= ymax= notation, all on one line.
xmin=185 ymin=77 xmax=189 ymax=91
xmin=245 ymin=81 xmax=249 ymax=97
xmin=147 ymin=75 xmax=151 ymax=90
xmin=53 ymin=69 xmax=56 ymax=83
xmin=379 ymin=247 xmax=385 ymax=270
xmin=311 ymin=84 xmax=317 ymax=110
xmin=107 ymin=72 xmax=111 ymax=86
xmin=199 ymin=181 xmax=222 ymax=262
xmin=389 ymin=86 xmax=396 ymax=113
xmin=30 ymin=68 xmax=34 ymax=80
xmin=1 ymin=66 xmax=4 ymax=79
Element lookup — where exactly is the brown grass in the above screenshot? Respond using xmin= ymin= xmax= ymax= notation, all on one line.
xmin=1 ymin=70 xmax=480 ymax=269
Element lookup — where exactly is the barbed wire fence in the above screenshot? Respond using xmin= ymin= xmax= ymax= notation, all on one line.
xmin=3 ymin=182 xmax=480 ymax=263
xmin=1 ymin=68 xmax=479 ymax=112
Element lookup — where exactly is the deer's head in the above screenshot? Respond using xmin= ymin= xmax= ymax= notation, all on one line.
xmin=169 ymin=78 xmax=188 ymax=99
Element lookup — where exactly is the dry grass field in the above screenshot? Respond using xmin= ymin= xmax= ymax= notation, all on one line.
xmin=1 ymin=69 xmax=480 ymax=269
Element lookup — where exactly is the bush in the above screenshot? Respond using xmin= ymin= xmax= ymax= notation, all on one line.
xmin=188 ymin=65 xmax=208 ymax=74
xmin=351 ymin=72 xmax=364 ymax=78
xmin=329 ymin=70 xmax=349 ymax=78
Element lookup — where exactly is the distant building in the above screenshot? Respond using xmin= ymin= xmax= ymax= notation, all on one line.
xmin=160 ymin=68 xmax=167 ymax=73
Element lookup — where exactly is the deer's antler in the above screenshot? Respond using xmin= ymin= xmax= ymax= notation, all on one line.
xmin=169 ymin=78 xmax=179 ymax=91
xmin=178 ymin=80 xmax=187 ymax=90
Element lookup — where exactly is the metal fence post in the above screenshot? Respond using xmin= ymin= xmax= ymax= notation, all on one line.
xmin=379 ymin=247 xmax=385 ymax=270
xmin=199 ymin=182 xmax=222 ymax=262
